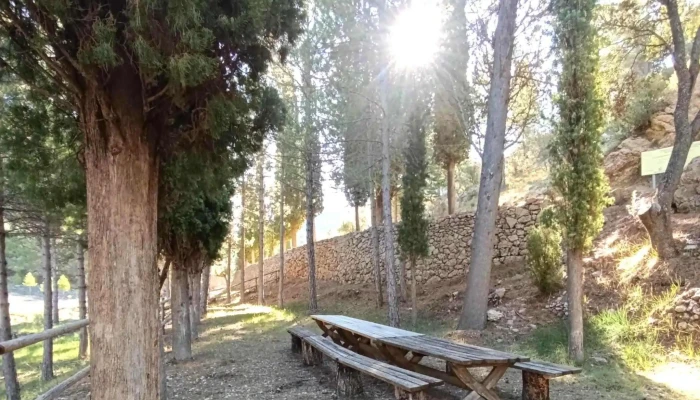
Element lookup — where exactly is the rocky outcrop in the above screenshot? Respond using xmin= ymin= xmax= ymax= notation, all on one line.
xmin=238 ymin=199 xmax=544 ymax=287
xmin=673 ymin=158 xmax=700 ymax=213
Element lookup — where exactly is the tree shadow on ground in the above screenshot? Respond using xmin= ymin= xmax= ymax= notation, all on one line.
xmin=509 ymin=320 xmax=691 ymax=399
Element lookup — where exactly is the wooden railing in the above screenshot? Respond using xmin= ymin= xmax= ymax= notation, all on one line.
xmin=0 ymin=319 xmax=89 ymax=400
xmin=1 ymin=278 xmax=268 ymax=399
xmin=230 ymin=269 xmax=280 ymax=293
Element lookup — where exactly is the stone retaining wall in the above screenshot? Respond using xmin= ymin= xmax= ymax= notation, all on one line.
xmin=235 ymin=198 xmax=544 ymax=286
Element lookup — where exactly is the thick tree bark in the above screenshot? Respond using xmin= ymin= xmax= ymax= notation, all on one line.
xmin=411 ymin=257 xmax=417 ymax=327
xmin=380 ymin=74 xmax=400 ymax=328
xmin=83 ymin=82 xmax=160 ymax=399
xmin=354 ymin=205 xmax=360 ymax=231
xmin=77 ymin=240 xmax=88 ymax=360
xmin=170 ymin=263 xmax=192 ymax=361
xmin=639 ymin=2 xmax=700 ymax=258
xmin=459 ymin=0 xmax=518 ymax=331
xmin=0 ymin=164 xmax=21 ymax=400
xmin=257 ymin=154 xmax=265 ymax=305
xmin=370 ymin=189 xmax=383 ymax=308
xmin=336 ymin=365 xmax=364 ymax=398
xmin=522 ymin=371 xmax=549 ymax=400
xmin=189 ymin=268 xmax=201 ymax=340
xmin=279 ymin=179 xmax=285 ymax=308
xmin=447 ymin=160 xmax=456 ymax=215
xmin=159 ymin=328 xmax=167 ymax=400
xmin=41 ymin=222 xmax=54 ymax=381
xmin=305 ymin=148 xmax=318 ymax=313
xmin=374 ymin=191 xmax=383 ymax=225
xmin=567 ymin=248 xmax=584 ymax=362
xmin=240 ymin=177 xmax=246 ymax=302
xmin=200 ymin=265 xmax=210 ymax=317
xmin=51 ymin=237 xmax=59 ymax=325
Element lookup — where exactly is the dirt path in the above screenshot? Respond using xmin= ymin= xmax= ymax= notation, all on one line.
xmin=59 ymin=302 xmax=694 ymax=400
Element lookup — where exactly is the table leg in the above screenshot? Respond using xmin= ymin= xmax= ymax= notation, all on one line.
xmin=452 ymin=365 xmax=507 ymax=400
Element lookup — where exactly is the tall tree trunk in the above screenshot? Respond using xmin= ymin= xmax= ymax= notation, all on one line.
xmin=41 ymin=221 xmax=53 ymax=381
xmin=200 ymin=265 xmax=210 ymax=317
xmin=51 ymin=237 xmax=59 ymax=325
xmin=411 ymin=257 xmax=417 ymax=327
xmin=159 ymin=326 xmax=166 ymax=400
xmin=370 ymin=199 xmax=383 ymax=308
xmin=354 ymin=205 xmax=360 ymax=231
xmin=240 ymin=177 xmax=246 ymax=302
xmin=226 ymin=237 xmax=232 ymax=303
xmin=77 ymin=240 xmax=88 ymax=360
xmin=374 ymin=190 xmax=383 ymax=225
xmin=257 ymin=153 xmax=265 ymax=305
xmin=639 ymin=3 xmax=700 ymax=258
xmin=189 ymin=268 xmax=201 ymax=340
xmin=170 ymin=263 xmax=191 ymax=361
xmin=459 ymin=0 xmax=518 ymax=331
xmin=380 ymin=74 xmax=400 ymax=328
xmin=279 ymin=175 xmax=285 ymax=308
xmin=83 ymin=90 xmax=160 ymax=399
xmin=567 ymin=248 xmax=584 ymax=362
xmin=0 ymin=162 xmax=20 ymax=400
xmin=305 ymin=148 xmax=318 ymax=313
xmin=398 ymin=258 xmax=408 ymax=302
xmin=447 ymin=160 xmax=456 ymax=215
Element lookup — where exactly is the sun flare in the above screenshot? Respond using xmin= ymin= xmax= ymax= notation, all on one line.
xmin=389 ymin=1 xmax=443 ymax=69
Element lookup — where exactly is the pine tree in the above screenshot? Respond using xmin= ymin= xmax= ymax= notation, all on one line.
xmin=433 ymin=0 xmax=473 ymax=215
xmin=0 ymin=2 xmax=303 ymax=395
xmin=549 ymin=0 xmax=609 ymax=363
xmin=398 ymin=96 xmax=430 ymax=327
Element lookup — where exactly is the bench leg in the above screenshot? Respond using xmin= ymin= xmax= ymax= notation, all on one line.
xmin=302 ymin=342 xmax=322 ymax=366
xmin=522 ymin=371 xmax=549 ymax=400
xmin=291 ymin=335 xmax=302 ymax=353
xmin=336 ymin=364 xmax=363 ymax=398
xmin=395 ymin=387 xmax=427 ymax=400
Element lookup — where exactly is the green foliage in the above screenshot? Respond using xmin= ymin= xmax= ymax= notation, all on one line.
xmin=57 ymin=274 xmax=71 ymax=291
xmin=77 ymin=15 xmax=121 ymax=68
xmin=22 ymin=272 xmax=38 ymax=287
xmin=549 ymin=0 xmax=611 ymax=252
xmin=432 ymin=0 xmax=472 ymax=170
xmin=398 ymin=102 xmax=430 ymax=262
xmin=526 ymin=224 xmax=563 ymax=294
xmin=337 ymin=221 xmax=355 ymax=235
xmin=605 ymin=73 xmax=671 ymax=142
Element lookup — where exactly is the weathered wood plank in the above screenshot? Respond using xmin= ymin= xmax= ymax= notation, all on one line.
xmin=287 ymin=326 xmax=320 ymax=339
xmin=305 ymin=336 xmax=442 ymax=392
xmin=514 ymin=361 xmax=582 ymax=378
xmin=0 ymin=320 xmax=89 ymax=355
xmin=311 ymin=315 xmax=422 ymax=340
xmin=35 ymin=366 xmax=90 ymax=400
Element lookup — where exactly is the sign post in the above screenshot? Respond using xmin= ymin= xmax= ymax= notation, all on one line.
xmin=641 ymin=141 xmax=700 ymax=186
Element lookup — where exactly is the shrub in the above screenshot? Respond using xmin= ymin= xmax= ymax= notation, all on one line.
xmin=22 ymin=272 xmax=37 ymax=287
xmin=57 ymin=274 xmax=71 ymax=291
xmin=526 ymin=223 xmax=563 ymax=294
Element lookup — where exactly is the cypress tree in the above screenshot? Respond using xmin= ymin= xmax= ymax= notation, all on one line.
xmin=549 ymin=0 xmax=609 ymax=363
xmin=398 ymin=98 xmax=430 ymax=327
xmin=0 ymin=2 xmax=303 ymax=396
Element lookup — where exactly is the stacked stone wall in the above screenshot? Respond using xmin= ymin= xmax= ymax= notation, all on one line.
xmin=236 ymin=199 xmax=544 ymax=286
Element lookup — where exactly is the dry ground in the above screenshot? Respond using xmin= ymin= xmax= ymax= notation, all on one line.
xmin=58 ymin=285 xmax=697 ymax=400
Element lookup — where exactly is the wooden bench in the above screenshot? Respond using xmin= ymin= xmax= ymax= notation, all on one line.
xmin=287 ymin=326 xmax=319 ymax=354
xmin=514 ymin=360 xmax=582 ymax=400
xmin=304 ymin=335 xmax=443 ymax=399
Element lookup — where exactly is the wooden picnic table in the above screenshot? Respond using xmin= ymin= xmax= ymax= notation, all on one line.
xmin=312 ymin=315 xmax=530 ymax=400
